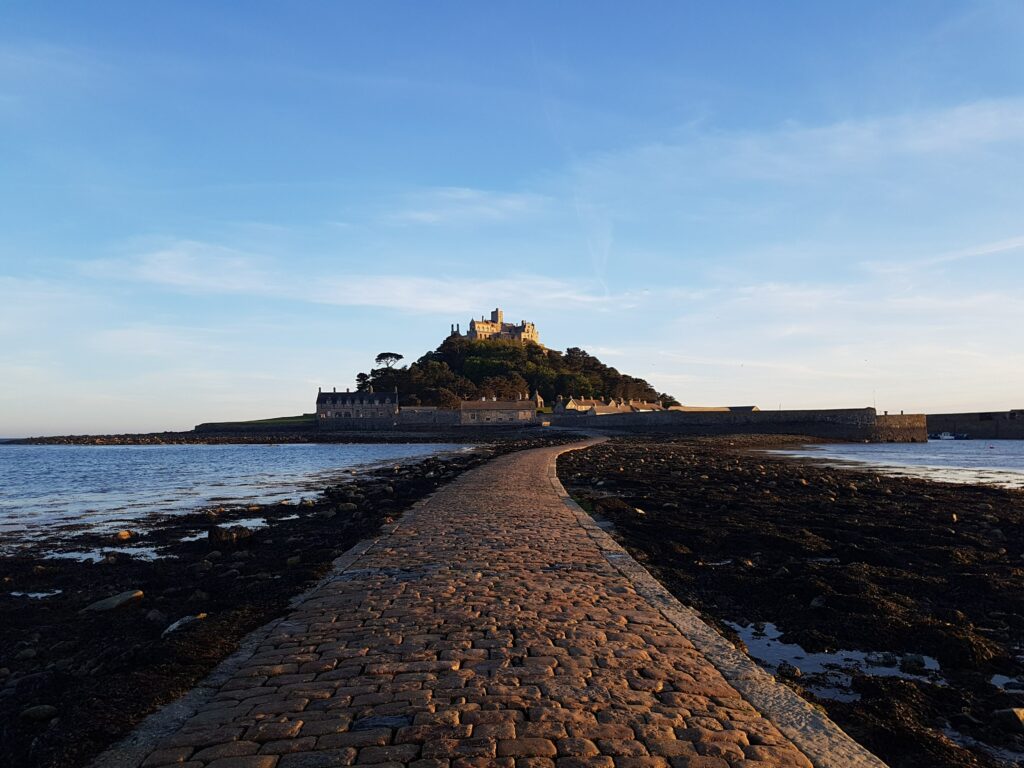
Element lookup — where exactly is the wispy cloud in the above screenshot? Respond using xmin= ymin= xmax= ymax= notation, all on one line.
xmin=862 ymin=234 xmax=1024 ymax=275
xmin=567 ymin=98 xmax=1024 ymax=216
xmin=0 ymin=42 xmax=102 ymax=114
xmin=385 ymin=187 xmax=551 ymax=226
xmin=85 ymin=239 xmax=620 ymax=313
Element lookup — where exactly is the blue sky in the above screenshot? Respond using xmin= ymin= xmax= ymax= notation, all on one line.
xmin=2 ymin=2 xmax=1023 ymax=436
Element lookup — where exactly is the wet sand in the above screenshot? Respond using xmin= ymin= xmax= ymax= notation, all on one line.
xmin=558 ymin=435 xmax=1024 ymax=768
xmin=0 ymin=433 xmax=580 ymax=768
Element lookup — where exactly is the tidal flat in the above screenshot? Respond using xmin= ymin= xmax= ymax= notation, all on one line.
xmin=559 ymin=435 xmax=1024 ymax=768
xmin=0 ymin=433 xmax=581 ymax=768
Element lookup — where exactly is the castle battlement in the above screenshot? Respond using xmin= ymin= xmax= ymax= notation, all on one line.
xmin=451 ymin=308 xmax=540 ymax=345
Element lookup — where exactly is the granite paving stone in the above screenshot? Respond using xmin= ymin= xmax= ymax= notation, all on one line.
xmin=124 ymin=441 xmax=852 ymax=768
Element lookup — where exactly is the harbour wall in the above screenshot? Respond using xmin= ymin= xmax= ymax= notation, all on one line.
xmin=926 ymin=410 xmax=1024 ymax=440
xmin=550 ymin=407 xmax=927 ymax=442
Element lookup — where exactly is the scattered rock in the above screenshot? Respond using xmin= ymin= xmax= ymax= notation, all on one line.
xmin=993 ymin=708 xmax=1024 ymax=733
xmin=15 ymin=648 xmax=37 ymax=661
xmin=336 ymin=503 xmax=358 ymax=513
xmin=286 ymin=555 xmax=301 ymax=566
xmin=209 ymin=526 xmax=253 ymax=545
xmin=20 ymin=704 xmax=57 ymax=722
xmin=900 ymin=654 xmax=927 ymax=674
xmin=161 ymin=613 xmax=208 ymax=638
xmin=778 ymin=661 xmax=802 ymax=679
xmin=145 ymin=609 xmax=168 ymax=625
xmin=81 ymin=590 xmax=144 ymax=612
xmin=114 ymin=530 xmax=132 ymax=541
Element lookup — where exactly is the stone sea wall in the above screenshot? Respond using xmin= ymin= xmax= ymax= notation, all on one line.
xmin=551 ymin=407 xmax=927 ymax=442
xmin=926 ymin=410 xmax=1024 ymax=439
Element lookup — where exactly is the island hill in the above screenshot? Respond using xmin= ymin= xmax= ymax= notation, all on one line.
xmin=203 ymin=307 xmax=683 ymax=433
xmin=198 ymin=308 xmax=930 ymax=442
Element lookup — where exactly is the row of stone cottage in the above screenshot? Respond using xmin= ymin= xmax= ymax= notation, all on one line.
xmin=315 ymin=388 xmax=538 ymax=429
xmin=315 ymin=387 xmax=748 ymax=430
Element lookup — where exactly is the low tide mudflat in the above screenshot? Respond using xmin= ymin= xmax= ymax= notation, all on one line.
xmin=559 ymin=435 xmax=1024 ymax=768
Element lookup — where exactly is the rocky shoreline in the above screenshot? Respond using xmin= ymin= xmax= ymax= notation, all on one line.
xmin=4 ymin=425 xmax=551 ymax=446
xmin=0 ymin=433 xmax=581 ymax=768
xmin=558 ymin=434 xmax=1024 ymax=768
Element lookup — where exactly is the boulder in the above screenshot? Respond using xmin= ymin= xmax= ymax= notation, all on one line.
xmin=81 ymin=590 xmax=144 ymax=612
xmin=208 ymin=526 xmax=254 ymax=545
xmin=20 ymin=704 xmax=57 ymax=722
xmin=114 ymin=530 xmax=132 ymax=541
xmin=994 ymin=708 xmax=1024 ymax=733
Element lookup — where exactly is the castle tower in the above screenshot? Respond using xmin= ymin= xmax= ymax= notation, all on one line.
xmin=490 ymin=308 xmax=504 ymax=325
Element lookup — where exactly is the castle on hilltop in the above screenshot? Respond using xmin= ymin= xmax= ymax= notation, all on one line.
xmin=450 ymin=308 xmax=540 ymax=345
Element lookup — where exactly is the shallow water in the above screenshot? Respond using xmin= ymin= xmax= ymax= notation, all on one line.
xmin=727 ymin=621 xmax=945 ymax=703
xmin=0 ymin=442 xmax=466 ymax=547
xmin=773 ymin=440 xmax=1024 ymax=489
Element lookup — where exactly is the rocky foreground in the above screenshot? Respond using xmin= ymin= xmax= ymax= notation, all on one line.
xmin=558 ymin=435 xmax=1024 ymax=768
xmin=0 ymin=433 xmax=581 ymax=768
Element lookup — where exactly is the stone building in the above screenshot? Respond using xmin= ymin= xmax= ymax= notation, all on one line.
xmin=451 ymin=308 xmax=540 ymax=345
xmin=553 ymin=397 xmax=605 ymax=414
xmin=554 ymin=396 xmax=665 ymax=415
xmin=459 ymin=398 xmax=538 ymax=426
xmin=316 ymin=387 xmax=399 ymax=428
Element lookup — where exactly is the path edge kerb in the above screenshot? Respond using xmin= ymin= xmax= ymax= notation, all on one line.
xmin=547 ymin=439 xmax=889 ymax=768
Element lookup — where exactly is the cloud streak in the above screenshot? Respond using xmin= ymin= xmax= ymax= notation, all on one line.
xmin=85 ymin=240 xmax=624 ymax=314
xmin=385 ymin=187 xmax=551 ymax=226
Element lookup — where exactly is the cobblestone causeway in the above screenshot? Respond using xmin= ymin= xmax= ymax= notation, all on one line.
xmin=122 ymin=440 xmax=880 ymax=768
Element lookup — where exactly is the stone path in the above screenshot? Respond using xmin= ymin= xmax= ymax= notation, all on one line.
xmin=112 ymin=440 xmax=884 ymax=768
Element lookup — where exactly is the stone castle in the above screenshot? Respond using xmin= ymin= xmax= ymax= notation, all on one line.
xmin=450 ymin=308 xmax=540 ymax=345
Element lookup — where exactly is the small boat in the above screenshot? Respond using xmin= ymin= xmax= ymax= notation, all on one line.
xmin=929 ymin=431 xmax=970 ymax=441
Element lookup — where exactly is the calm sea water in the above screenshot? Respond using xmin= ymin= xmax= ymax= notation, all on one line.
xmin=0 ymin=442 xmax=467 ymax=544
xmin=775 ymin=440 xmax=1024 ymax=489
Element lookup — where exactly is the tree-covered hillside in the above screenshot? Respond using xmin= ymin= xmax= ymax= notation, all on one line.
xmin=356 ymin=335 xmax=677 ymax=408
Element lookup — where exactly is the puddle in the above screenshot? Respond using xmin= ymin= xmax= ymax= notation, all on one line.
xmin=941 ymin=726 xmax=1024 ymax=767
xmin=43 ymin=545 xmax=165 ymax=562
xmin=727 ymin=621 xmax=946 ymax=702
xmin=232 ymin=517 xmax=268 ymax=530
xmin=9 ymin=590 xmax=63 ymax=599
xmin=991 ymin=674 xmax=1024 ymax=691
xmin=179 ymin=516 xmax=274 ymax=543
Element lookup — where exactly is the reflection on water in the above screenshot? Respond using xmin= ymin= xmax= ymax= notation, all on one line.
xmin=773 ymin=440 xmax=1024 ymax=489
xmin=0 ymin=442 xmax=467 ymax=549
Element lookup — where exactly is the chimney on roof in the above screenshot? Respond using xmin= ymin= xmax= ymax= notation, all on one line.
xmin=333 ymin=387 xmax=336 ymax=393
xmin=318 ymin=386 xmax=321 ymax=393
